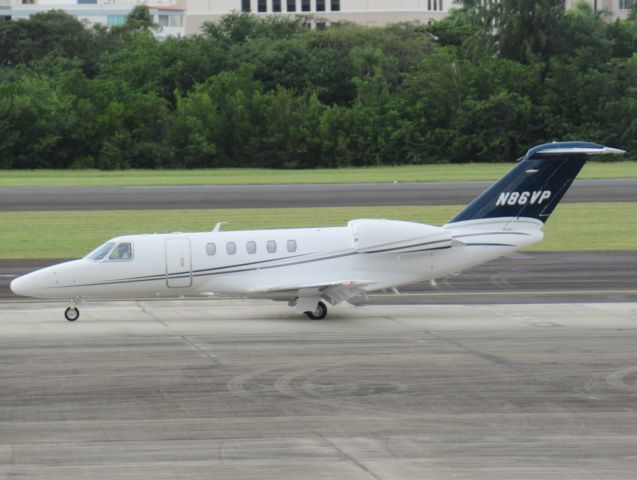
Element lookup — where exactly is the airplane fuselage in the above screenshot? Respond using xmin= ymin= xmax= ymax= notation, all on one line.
xmin=10 ymin=142 xmax=624 ymax=320
xmin=11 ymin=218 xmax=543 ymax=302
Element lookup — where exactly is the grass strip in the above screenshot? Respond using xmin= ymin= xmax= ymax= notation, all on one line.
xmin=0 ymin=203 xmax=634 ymax=259
xmin=1 ymin=161 xmax=636 ymax=187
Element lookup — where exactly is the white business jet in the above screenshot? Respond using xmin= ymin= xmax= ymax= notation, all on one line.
xmin=10 ymin=141 xmax=624 ymax=321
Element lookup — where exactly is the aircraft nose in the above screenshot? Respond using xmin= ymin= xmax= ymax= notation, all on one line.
xmin=10 ymin=275 xmax=33 ymax=297
xmin=10 ymin=272 xmax=44 ymax=298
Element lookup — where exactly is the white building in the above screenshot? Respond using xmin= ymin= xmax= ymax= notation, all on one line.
xmin=2 ymin=0 xmax=634 ymax=36
xmin=8 ymin=0 xmax=185 ymax=37
xmin=564 ymin=0 xmax=633 ymax=20
xmin=184 ymin=0 xmax=449 ymax=34
xmin=1 ymin=0 xmax=10 ymax=21
xmin=184 ymin=0 xmax=635 ymax=35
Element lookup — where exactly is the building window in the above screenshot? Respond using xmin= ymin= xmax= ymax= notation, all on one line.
xmin=258 ymin=0 xmax=267 ymax=12
xmin=241 ymin=0 xmax=251 ymax=11
xmin=273 ymin=0 xmax=281 ymax=11
xmin=226 ymin=242 xmax=237 ymax=255
xmin=286 ymin=239 xmax=297 ymax=253
xmin=330 ymin=0 xmax=339 ymax=11
xmin=287 ymin=0 xmax=296 ymax=11
xmin=620 ymin=0 xmax=633 ymax=9
xmin=158 ymin=15 xmax=183 ymax=27
xmin=316 ymin=21 xmax=326 ymax=30
xmin=205 ymin=243 xmax=216 ymax=256
xmin=301 ymin=0 xmax=310 ymax=11
xmin=246 ymin=241 xmax=257 ymax=254
xmin=107 ymin=15 xmax=126 ymax=26
xmin=316 ymin=0 xmax=325 ymax=11
xmin=77 ymin=0 xmax=97 ymax=3
xmin=266 ymin=240 xmax=277 ymax=253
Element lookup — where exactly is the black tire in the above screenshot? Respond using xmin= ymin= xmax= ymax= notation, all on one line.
xmin=64 ymin=307 xmax=80 ymax=322
xmin=305 ymin=301 xmax=327 ymax=320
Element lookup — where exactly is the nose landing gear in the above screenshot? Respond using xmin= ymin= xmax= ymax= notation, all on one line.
xmin=64 ymin=306 xmax=80 ymax=322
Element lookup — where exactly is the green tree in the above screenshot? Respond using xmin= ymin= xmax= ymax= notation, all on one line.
xmin=0 ymin=10 xmax=101 ymax=70
xmin=202 ymin=12 xmax=309 ymax=43
xmin=457 ymin=0 xmax=566 ymax=65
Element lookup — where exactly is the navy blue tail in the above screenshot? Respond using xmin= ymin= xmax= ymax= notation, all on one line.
xmin=448 ymin=141 xmax=623 ymax=225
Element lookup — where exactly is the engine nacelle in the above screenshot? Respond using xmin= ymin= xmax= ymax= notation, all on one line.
xmin=348 ymin=219 xmax=452 ymax=253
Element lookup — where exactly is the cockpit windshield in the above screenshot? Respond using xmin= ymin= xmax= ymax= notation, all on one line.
xmin=86 ymin=242 xmax=115 ymax=261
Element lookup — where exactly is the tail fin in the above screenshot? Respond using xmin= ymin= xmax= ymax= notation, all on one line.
xmin=448 ymin=141 xmax=625 ymax=225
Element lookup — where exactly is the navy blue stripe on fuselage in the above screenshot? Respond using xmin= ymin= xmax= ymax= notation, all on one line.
xmin=118 ymin=252 xmax=313 ymax=282
xmin=52 ymin=250 xmax=357 ymax=289
xmin=453 ymin=231 xmax=531 ymax=239
xmin=464 ymin=243 xmax=516 ymax=247
xmin=360 ymin=239 xmax=451 ymax=254
xmin=52 ymin=240 xmax=462 ymax=289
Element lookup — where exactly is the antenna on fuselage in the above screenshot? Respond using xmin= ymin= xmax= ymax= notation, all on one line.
xmin=213 ymin=222 xmax=228 ymax=232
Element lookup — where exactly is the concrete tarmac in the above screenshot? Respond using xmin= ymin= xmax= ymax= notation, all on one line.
xmin=1 ymin=300 xmax=637 ymax=479
xmin=2 ymin=179 xmax=635 ymax=211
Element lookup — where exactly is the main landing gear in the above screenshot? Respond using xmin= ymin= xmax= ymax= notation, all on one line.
xmin=304 ymin=301 xmax=328 ymax=320
xmin=64 ymin=306 xmax=80 ymax=322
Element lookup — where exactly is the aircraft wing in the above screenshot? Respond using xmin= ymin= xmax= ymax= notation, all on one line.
xmin=248 ymin=280 xmax=375 ymax=305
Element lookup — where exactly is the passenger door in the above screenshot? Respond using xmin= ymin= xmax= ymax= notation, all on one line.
xmin=165 ymin=238 xmax=192 ymax=288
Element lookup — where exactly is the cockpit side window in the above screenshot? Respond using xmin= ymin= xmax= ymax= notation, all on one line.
xmin=108 ymin=242 xmax=133 ymax=261
xmin=86 ymin=242 xmax=115 ymax=261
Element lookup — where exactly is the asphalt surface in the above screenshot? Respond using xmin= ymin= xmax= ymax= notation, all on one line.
xmin=1 ymin=179 xmax=635 ymax=210
xmin=2 ymin=251 xmax=636 ymax=303
xmin=1 ymin=300 xmax=637 ymax=478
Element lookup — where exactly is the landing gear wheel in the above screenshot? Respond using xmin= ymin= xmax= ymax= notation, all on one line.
xmin=305 ymin=301 xmax=328 ymax=320
xmin=64 ymin=306 xmax=80 ymax=322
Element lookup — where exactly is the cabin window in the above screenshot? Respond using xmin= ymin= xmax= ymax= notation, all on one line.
xmin=266 ymin=240 xmax=277 ymax=253
xmin=226 ymin=242 xmax=237 ymax=255
xmin=206 ymin=243 xmax=216 ymax=255
xmin=109 ymin=242 xmax=133 ymax=261
xmin=286 ymin=239 xmax=297 ymax=253
xmin=246 ymin=241 xmax=257 ymax=254
xmin=86 ymin=242 xmax=115 ymax=261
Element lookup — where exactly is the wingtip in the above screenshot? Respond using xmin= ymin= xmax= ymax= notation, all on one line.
xmin=531 ymin=143 xmax=627 ymax=156
xmin=602 ymin=147 xmax=626 ymax=155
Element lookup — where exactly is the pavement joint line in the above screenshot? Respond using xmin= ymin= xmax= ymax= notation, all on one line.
xmin=136 ymin=301 xmax=222 ymax=365
xmin=320 ymin=435 xmax=383 ymax=480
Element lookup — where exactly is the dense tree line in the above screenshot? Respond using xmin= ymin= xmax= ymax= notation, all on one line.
xmin=1 ymin=2 xmax=636 ymax=169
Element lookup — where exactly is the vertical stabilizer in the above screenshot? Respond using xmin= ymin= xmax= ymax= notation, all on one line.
xmin=448 ymin=141 xmax=625 ymax=225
